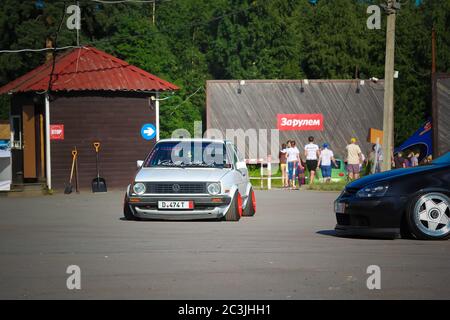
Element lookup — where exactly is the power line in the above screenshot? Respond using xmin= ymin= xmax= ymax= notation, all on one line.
xmin=45 ymin=2 xmax=68 ymax=94
xmin=89 ymin=2 xmax=262 ymax=46
xmin=0 ymin=46 xmax=81 ymax=54
xmin=169 ymin=86 xmax=204 ymax=116
xmin=0 ymin=1 xmax=260 ymax=54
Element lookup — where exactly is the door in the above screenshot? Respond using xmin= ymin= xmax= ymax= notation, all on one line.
xmin=22 ymin=105 xmax=37 ymax=178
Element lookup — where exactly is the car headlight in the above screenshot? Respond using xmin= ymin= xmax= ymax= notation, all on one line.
xmin=133 ymin=182 xmax=146 ymax=195
xmin=207 ymin=182 xmax=221 ymax=195
xmin=356 ymin=182 xmax=389 ymax=198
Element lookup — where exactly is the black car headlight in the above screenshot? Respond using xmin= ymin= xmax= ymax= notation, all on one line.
xmin=207 ymin=182 xmax=221 ymax=195
xmin=356 ymin=182 xmax=389 ymax=198
xmin=133 ymin=182 xmax=146 ymax=195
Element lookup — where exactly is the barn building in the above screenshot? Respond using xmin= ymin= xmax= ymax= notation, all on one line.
xmin=206 ymin=79 xmax=385 ymax=161
xmin=0 ymin=46 xmax=178 ymax=191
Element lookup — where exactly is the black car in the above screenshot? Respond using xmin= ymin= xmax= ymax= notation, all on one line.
xmin=334 ymin=152 xmax=450 ymax=240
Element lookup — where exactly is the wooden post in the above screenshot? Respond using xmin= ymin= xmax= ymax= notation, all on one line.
xmin=381 ymin=5 xmax=397 ymax=171
xmin=45 ymin=38 xmax=53 ymax=62
xmin=152 ymin=0 xmax=156 ymax=25
xmin=431 ymin=27 xmax=439 ymax=158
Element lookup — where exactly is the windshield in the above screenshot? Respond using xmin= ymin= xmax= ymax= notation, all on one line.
xmin=144 ymin=141 xmax=230 ymax=168
xmin=432 ymin=152 xmax=450 ymax=165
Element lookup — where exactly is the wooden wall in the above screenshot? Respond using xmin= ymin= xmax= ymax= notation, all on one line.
xmin=50 ymin=93 xmax=156 ymax=190
xmin=206 ymin=80 xmax=384 ymax=160
xmin=435 ymin=74 xmax=450 ymax=157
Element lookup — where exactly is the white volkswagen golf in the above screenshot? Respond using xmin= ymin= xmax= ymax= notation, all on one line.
xmin=124 ymin=139 xmax=256 ymax=221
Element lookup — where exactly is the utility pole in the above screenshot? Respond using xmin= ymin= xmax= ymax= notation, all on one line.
xmin=152 ymin=0 xmax=156 ymax=25
xmin=381 ymin=0 xmax=399 ymax=171
xmin=431 ymin=27 xmax=439 ymax=158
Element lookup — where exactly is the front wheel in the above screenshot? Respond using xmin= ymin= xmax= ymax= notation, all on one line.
xmin=242 ymin=188 xmax=256 ymax=217
xmin=406 ymin=192 xmax=450 ymax=240
xmin=223 ymin=192 xmax=242 ymax=221
xmin=123 ymin=195 xmax=137 ymax=221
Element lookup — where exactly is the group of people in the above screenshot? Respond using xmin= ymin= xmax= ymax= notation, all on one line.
xmin=279 ymin=136 xmax=340 ymax=189
xmin=392 ymin=151 xmax=430 ymax=169
xmin=279 ymin=137 xmax=365 ymax=189
xmin=279 ymin=135 xmax=432 ymax=189
xmin=367 ymin=145 xmax=431 ymax=173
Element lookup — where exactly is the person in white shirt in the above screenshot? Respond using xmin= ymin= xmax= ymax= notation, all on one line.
xmin=304 ymin=136 xmax=320 ymax=185
xmin=318 ymin=143 xmax=337 ymax=183
xmin=286 ymin=140 xmax=302 ymax=189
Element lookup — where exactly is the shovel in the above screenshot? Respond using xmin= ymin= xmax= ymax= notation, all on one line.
xmin=92 ymin=141 xmax=107 ymax=193
xmin=64 ymin=149 xmax=78 ymax=194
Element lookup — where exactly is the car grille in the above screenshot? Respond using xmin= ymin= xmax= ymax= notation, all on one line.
xmin=336 ymin=213 xmax=369 ymax=227
xmin=336 ymin=213 xmax=350 ymax=226
xmin=144 ymin=182 xmax=207 ymax=194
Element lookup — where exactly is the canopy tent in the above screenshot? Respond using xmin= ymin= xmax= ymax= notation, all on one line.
xmin=394 ymin=119 xmax=432 ymax=162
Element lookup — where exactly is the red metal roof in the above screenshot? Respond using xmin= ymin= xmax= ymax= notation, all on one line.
xmin=0 ymin=46 xmax=179 ymax=94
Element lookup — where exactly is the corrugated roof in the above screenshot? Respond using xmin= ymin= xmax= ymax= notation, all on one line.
xmin=206 ymin=80 xmax=385 ymax=159
xmin=0 ymin=46 xmax=179 ymax=94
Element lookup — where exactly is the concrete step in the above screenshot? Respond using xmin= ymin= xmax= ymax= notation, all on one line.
xmin=0 ymin=183 xmax=48 ymax=197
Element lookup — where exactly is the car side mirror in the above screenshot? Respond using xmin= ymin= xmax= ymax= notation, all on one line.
xmin=137 ymin=160 xmax=144 ymax=168
xmin=236 ymin=161 xmax=247 ymax=170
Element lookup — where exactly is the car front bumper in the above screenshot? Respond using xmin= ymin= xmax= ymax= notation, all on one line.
xmin=334 ymin=194 xmax=408 ymax=238
xmin=125 ymin=194 xmax=232 ymax=220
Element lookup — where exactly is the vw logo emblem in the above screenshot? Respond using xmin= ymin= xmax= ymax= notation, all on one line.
xmin=172 ymin=184 xmax=180 ymax=192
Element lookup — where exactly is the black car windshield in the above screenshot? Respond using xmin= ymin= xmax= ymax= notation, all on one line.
xmin=144 ymin=141 xmax=230 ymax=168
xmin=432 ymin=152 xmax=450 ymax=165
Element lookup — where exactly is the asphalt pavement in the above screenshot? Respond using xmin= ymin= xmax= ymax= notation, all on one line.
xmin=0 ymin=189 xmax=449 ymax=299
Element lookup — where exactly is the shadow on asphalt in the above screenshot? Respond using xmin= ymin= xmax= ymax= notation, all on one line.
xmin=316 ymin=230 xmax=396 ymax=240
xmin=119 ymin=217 xmax=222 ymax=222
xmin=316 ymin=229 xmax=338 ymax=237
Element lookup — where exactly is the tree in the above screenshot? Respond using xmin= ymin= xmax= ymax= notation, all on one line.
xmin=0 ymin=0 xmax=449 ymax=144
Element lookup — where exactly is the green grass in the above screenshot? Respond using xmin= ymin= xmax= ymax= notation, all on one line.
xmin=305 ymin=181 xmax=347 ymax=192
xmin=248 ymin=164 xmax=348 ymax=191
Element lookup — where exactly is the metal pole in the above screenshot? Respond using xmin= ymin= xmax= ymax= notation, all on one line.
xmin=155 ymin=92 xmax=160 ymax=141
xmin=381 ymin=3 xmax=397 ymax=172
xmin=45 ymin=93 xmax=52 ymax=190
xmin=260 ymin=162 xmax=263 ymax=189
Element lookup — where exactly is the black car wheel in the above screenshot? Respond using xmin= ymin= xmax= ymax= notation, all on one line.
xmin=123 ymin=197 xmax=137 ymax=221
xmin=223 ymin=192 xmax=241 ymax=221
xmin=242 ymin=188 xmax=256 ymax=217
xmin=407 ymin=192 xmax=450 ymax=240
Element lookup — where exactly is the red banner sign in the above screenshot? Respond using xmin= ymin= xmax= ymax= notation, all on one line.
xmin=277 ymin=114 xmax=324 ymax=131
xmin=50 ymin=124 xmax=64 ymax=140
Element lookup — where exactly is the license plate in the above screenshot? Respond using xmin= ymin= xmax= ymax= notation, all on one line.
xmin=158 ymin=201 xmax=194 ymax=210
xmin=335 ymin=202 xmax=346 ymax=214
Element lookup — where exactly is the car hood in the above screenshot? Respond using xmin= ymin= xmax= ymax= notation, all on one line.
xmin=346 ymin=164 xmax=447 ymax=190
xmin=134 ymin=167 xmax=229 ymax=182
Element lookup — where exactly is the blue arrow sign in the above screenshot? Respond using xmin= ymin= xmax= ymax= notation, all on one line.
xmin=141 ymin=123 xmax=156 ymax=140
